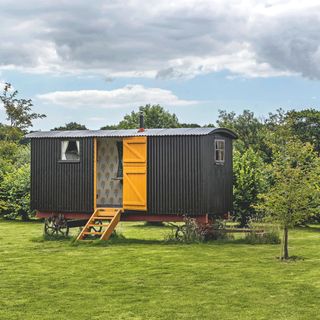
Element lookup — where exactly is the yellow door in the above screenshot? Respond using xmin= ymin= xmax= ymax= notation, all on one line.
xmin=123 ymin=136 xmax=147 ymax=211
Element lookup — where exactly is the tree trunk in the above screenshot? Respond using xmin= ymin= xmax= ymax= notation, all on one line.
xmin=283 ymin=226 xmax=289 ymax=260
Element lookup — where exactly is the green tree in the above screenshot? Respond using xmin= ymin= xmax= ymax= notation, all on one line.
xmin=264 ymin=108 xmax=320 ymax=159
xmin=286 ymin=109 xmax=320 ymax=153
xmin=257 ymin=139 xmax=320 ymax=260
xmin=0 ymin=83 xmax=46 ymax=130
xmin=0 ymin=163 xmax=32 ymax=220
xmin=101 ymin=104 xmax=180 ymax=129
xmin=217 ymin=109 xmax=267 ymax=156
xmin=99 ymin=124 xmax=119 ymax=130
xmin=265 ymin=108 xmax=298 ymax=146
xmin=179 ymin=123 xmax=201 ymax=128
xmin=233 ymin=148 xmax=267 ymax=227
xmin=0 ymin=124 xmax=24 ymax=141
xmin=52 ymin=122 xmax=88 ymax=131
xmin=0 ymin=142 xmax=32 ymax=220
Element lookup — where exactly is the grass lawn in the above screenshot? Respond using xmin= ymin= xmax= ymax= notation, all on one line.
xmin=0 ymin=220 xmax=319 ymax=320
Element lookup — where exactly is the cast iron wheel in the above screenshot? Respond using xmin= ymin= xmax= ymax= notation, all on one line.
xmin=44 ymin=216 xmax=55 ymax=236
xmin=44 ymin=215 xmax=69 ymax=237
xmin=175 ymin=225 xmax=187 ymax=240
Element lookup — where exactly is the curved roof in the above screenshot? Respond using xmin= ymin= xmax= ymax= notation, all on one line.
xmin=25 ymin=127 xmax=238 ymax=139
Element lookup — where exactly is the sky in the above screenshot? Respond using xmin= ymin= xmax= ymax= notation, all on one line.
xmin=0 ymin=0 xmax=320 ymax=130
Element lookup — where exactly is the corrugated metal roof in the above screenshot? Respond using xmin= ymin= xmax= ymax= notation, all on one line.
xmin=25 ymin=127 xmax=237 ymax=139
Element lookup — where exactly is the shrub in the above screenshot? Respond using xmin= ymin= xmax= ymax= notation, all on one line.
xmin=166 ymin=217 xmax=233 ymax=243
xmin=243 ymin=231 xmax=281 ymax=244
xmin=0 ymin=163 xmax=34 ymax=220
xmin=0 ymin=141 xmax=32 ymax=220
xmin=233 ymin=148 xmax=269 ymax=227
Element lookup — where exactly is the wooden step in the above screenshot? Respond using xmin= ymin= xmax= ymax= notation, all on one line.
xmin=96 ymin=208 xmax=122 ymax=215
xmin=87 ymin=223 xmax=110 ymax=227
xmin=82 ymin=231 xmax=103 ymax=235
xmin=97 ymin=207 xmax=120 ymax=211
xmin=96 ymin=213 xmax=117 ymax=217
xmin=92 ymin=216 xmax=113 ymax=220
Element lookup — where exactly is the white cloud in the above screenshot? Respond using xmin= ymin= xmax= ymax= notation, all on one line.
xmin=37 ymin=85 xmax=199 ymax=108
xmin=0 ymin=0 xmax=320 ymax=79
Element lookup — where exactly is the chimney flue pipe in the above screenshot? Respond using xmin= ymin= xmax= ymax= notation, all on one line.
xmin=138 ymin=112 xmax=145 ymax=132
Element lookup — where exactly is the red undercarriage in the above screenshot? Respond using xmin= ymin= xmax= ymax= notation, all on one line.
xmin=36 ymin=211 xmax=210 ymax=224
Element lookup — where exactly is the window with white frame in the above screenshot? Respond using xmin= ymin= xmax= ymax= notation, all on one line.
xmin=215 ymin=139 xmax=225 ymax=164
xmin=61 ymin=140 xmax=80 ymax=161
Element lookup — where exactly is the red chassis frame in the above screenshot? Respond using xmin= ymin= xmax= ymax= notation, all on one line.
xmin=36 ymin=211 xmax=210 ymax=224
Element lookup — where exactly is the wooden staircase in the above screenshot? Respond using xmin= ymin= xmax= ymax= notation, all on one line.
xmin=77 ymin=208 xmax=123 ymax=241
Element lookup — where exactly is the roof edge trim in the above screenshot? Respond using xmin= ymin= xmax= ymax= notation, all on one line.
xmin=25 ymin=127 xmax=238 ymax=139
xmin=210 ymin=128 xmax=238 ymax=139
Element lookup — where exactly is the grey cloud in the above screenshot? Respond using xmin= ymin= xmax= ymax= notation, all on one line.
xmin=251 ymin=11 xmax=320 ymax=79
xmin=0 ymin=1 xmax=319 ymax=79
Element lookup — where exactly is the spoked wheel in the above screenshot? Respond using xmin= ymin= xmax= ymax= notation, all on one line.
xmin=44 ymin=215 xmax=69 ymax=237
xmin=175 ymin=225 xmax=186 ymax=240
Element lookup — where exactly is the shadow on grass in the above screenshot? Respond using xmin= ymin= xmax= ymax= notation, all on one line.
xmin=127 ymin=223 xmax=173 ymax=229
xmin=31 ymin=234 xmax=72 ymax=243
xmin=0 ymin=218 xmax=43 ymax=224
xmin=295 ymin=225 xmax=320 ymax=233
xmin=30 ymin=232 xmax=283 ymax=247
xmin=69 ymin=236 xmax=281 ymax=247
xmin=70 ymin=237 xmax=166 ymax=247
xmin=30 ymin=235 xmax=279 ymax=246
xmin=276 ymin=255 xmax=305 ymax=262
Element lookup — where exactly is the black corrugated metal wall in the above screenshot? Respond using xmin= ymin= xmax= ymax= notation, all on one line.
xmin=147 ymin=134 xmax=233 ymax=216
xmin=201 ymin=134 xmax=233 ymax=215
xmin=31 ymin=138 xmax=94 ymax=213
xmin=147 ymin=136 xmax=206 ymax=215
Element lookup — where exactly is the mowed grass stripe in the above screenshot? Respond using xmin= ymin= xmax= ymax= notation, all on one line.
xmin=0 ymin=220 xmax=319 ymax=320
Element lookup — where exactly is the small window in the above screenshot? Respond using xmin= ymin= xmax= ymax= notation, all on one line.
xmin=61 ymin=140 xmax=80 ymax=161
xmin=215 ymin=139 xmax=225 ymax=164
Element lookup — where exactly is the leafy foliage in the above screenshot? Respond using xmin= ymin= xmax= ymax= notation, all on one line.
xmin=101 ymin=104 xmax=180 ymax=129
xmin=0 ymin=82 xmax=45 ymax=220
xmin=0 ymin=124 xmax=24 ymax=141
xmin=233 ymin=148 xmax=268 ymax=227
xmin=0 ymin=163 xmax=32 ymax=220
xmin=256 ymin=139 xmax=320 ymax=259
xmin=286 ymin=108 xmax=320 ymax=153
xmin=0 ymin=135 xmax=33 ymax=220
xmin=0 ymin=83 xmax=46 ymax=130
xmin=52 ymin=122 xmax=88 ymax=131
xmin=217 ymin=109 xmax=266 ymax=155
xmin=179 ymin=123 xmax=201 ymax=128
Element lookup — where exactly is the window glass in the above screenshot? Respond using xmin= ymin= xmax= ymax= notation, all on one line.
xmin=215 ymin=139 xmax=225 ymax=163
xmin=61 ymin=140 xmax=80 ymax=161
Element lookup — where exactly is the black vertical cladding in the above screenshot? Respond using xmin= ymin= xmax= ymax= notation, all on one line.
xmin=31 ymin=138 xmax=94 ymax=213
xmin=147 ymin=135 xmax=205 ymax=215
xmin=201 ymin=134 xmax=233 ymax=215
xmin=147 ymin=134 xmax=233 ymax=216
